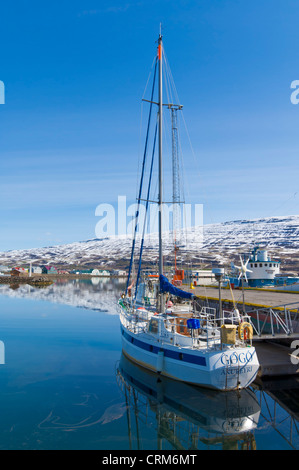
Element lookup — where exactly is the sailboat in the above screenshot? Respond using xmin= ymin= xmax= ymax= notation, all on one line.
xmin=118 ymin=33 xmax=259 ymax=391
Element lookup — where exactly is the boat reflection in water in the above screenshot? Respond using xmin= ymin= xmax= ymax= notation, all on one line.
xmin=116 ymin=353 xmax=261 ymax=450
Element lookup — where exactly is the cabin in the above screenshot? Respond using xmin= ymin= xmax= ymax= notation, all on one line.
xmin=41 ymin=266 xmax=58 ymax=274
xmin=31 ymin=267 xmax=43 ymax=274
xmin=12 ymin=267 xmax=28 ymax=273
xmin=91 ymin=269 xmax=101 ymax=276
xmin=79 ymin=269 xmax=110 ymax=276
xmin=98 ymin=270 xmax=110 ymax=276
xmin=11 ymin=268 xmax=28 ymax=277
xmin=112 ymin=270 xmax=127 ymax=277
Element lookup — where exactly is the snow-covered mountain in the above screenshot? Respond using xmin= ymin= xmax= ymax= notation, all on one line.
xmin=0 ymin=215 xmax=298 ymax=270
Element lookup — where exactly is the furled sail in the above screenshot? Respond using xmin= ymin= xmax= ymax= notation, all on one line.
xmin=159 ymin=275 xmax=194 ymax=300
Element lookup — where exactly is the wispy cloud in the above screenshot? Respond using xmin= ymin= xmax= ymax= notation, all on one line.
xmin=78 ymin=2 xmax=143 ymax=17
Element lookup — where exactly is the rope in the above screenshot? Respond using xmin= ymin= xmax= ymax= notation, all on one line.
xmin=134 ymin=120 xmax=158 ymax=300
xmin=126 ymin=58 xmax=158 ymax=294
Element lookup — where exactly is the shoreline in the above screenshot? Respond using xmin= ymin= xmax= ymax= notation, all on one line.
xmin=0 ymin=273 xmax=126 ymax=286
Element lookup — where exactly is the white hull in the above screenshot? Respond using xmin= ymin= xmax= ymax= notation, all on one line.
xmin=120 ymin=324 xmax=259 ymax=391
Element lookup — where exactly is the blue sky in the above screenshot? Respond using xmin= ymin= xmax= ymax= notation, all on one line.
xmin=1 ymin=0 xmax=299 ymax=251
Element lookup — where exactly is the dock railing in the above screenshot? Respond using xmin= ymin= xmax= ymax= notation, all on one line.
xmin=247 ymin=301 xmax=299 ymax=338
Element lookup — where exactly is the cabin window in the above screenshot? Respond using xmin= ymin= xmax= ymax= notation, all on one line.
xmin=178 ymin=319 xmax=186 ymax=334
xmin=148 ymin=318 xmax=159 ymax=334
xmin=259 ymin=263 xmax=262 ymax=267
xmin=265 ymin=263 xmax=268 ymax=266
xmin=250 ymin=264 xmax=253 ymax=268
xmin=255 ymin=264 xmax=257 ymax=267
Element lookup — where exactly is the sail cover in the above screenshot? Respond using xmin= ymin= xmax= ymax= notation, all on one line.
xmin=159 ymin=275 xmax=194 ymax=300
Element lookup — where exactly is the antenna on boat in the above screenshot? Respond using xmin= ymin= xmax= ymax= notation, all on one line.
xmin=170 ymin=104 xmax=183 ymax=278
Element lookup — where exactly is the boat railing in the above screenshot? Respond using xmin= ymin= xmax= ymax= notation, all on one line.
xmin=119 ymin=299 xmax=254 ymax=348
xmin=119 ymin=301 xmax=153 ymax=334
xmin=221 ymin=309 xmax=243 ymax=325
xmin=163 ymin=311 xmax=254 ymax=349
xmin=199 ymin=306 xmax=217 ymax=317
xmin=162 ymin=314 xmax=221 ymax=350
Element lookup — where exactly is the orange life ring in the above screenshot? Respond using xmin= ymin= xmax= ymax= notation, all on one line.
xmin=238 ymin=322 xmax=253 ymax=341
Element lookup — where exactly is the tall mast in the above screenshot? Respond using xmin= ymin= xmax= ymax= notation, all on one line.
xmin=158 ymin=32 xmax=164 ymax=312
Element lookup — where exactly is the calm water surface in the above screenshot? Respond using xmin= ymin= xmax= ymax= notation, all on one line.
xmin=0 ymin=278 xmax=298 ymax=450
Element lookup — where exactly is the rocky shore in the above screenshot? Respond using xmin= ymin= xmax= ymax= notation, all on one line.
xmin=0 ymin=276 xmax=53 ymax=287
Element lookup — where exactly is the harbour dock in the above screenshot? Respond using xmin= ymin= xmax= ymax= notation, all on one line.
xmin=188 ymin=285 xmax=299 ymax=309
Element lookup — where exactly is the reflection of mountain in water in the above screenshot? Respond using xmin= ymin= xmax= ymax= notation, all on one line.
xmin=117 ymin=354 xmax=261 ymax=450
xmin=0 ymin=279 xmax=126 ymax=315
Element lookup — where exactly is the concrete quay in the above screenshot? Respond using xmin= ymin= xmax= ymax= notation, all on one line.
xmin=187 ymin=285 xmax=299 ymax=310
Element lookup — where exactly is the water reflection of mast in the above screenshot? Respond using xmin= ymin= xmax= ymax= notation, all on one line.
xmin=123 ymin=373 xmax=143 ymax=450
xmin=133 ymin=389 xmax=141 ymax=450
xmin=124 ymin=382 xmax=133 ymax=450
xmin=156 ymin=408 xmax=185 ymax=450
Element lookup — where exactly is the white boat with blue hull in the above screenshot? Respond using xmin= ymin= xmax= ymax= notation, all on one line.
xmin=119 ymin=294 xmax=259 ymax=391
xmin=118 ymin=32 xmax=259 ymax=391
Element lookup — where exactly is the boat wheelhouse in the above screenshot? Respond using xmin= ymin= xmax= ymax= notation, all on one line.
xmin=246 ymin=246 xmax=281 ymax=287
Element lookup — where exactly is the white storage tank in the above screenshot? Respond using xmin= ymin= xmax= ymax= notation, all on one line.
xmin=256 ymin=250 xmax=267 ymax=262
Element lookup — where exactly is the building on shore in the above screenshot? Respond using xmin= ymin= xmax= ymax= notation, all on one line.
xmin=31 ymin=267 xmax=43 ymax=274
xmin=11 ymin=268 xmax=28 ymax=277
xmin=0 ymin=265 xmax=11 ymax=275
xmin=184 ymin=269 xmax=217 ymax=286
xmin=71 ymin=269 xmax=110 ymax=276
xmin=41 ymin=266 xmax=58 ymax=274
xmin=111 ymin=269 xmax=127 ymax=277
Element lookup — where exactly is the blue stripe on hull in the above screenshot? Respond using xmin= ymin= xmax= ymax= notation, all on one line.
xmin=121 ymin=327 xmax=206 ymax=367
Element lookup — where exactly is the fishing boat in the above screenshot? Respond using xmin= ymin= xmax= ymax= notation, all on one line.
xmin=118 ymin=32 xmax=259 ymax=391
xmin=229 ymin=246 xmax=299 ymax=291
